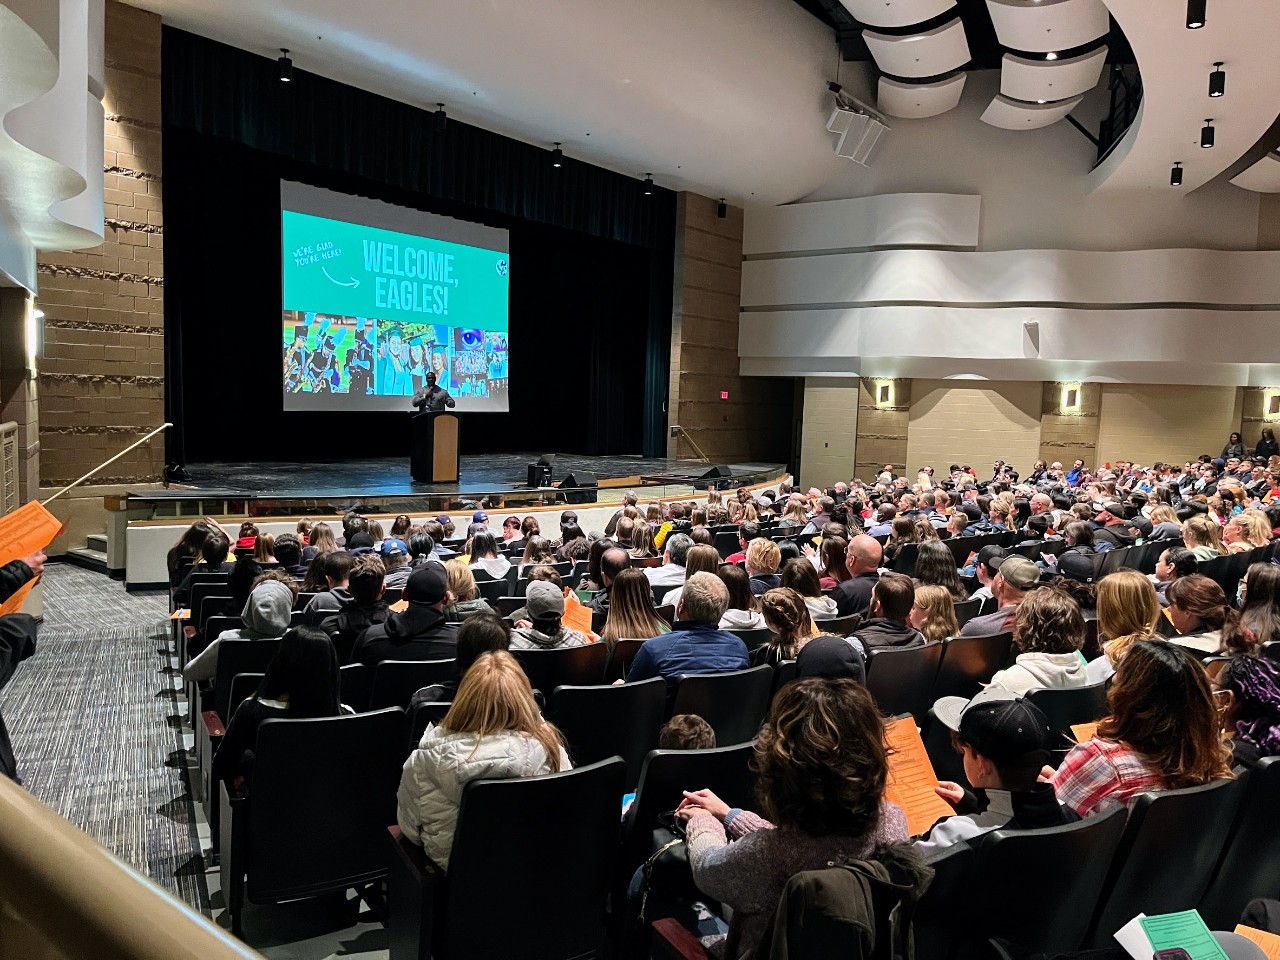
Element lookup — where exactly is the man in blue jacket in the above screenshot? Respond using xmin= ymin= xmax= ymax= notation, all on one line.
xmin=626 ymin=572 xmax=748 ymax=684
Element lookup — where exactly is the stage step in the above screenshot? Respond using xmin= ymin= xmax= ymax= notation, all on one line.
xmin=66 ymin=546 xmax=109 ymax=575
xmin=86 ymin=534 xmax=108 ymax=553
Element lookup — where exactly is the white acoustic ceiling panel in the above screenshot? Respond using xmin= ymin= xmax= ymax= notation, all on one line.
xmin=837 ymin=0 xmax=956 ymax=29
xmin=1230 ymin=152 xmax=1280 ymax=193
xmin=986 ymin=0 xmax=1110 ymax=54
xmin=981 ymin=93 xmax=1084 ymax=129
xmin=863 ymin=19 xmax=971 ymax=78
xmin=1000 ymin=48 xmax=1107 ymax=103
xmin=878 ymin=74 xmax=967 ymax=118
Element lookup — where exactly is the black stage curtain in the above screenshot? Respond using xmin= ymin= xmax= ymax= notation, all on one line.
xmin=162 ymin=29 xmax=675 ymax=463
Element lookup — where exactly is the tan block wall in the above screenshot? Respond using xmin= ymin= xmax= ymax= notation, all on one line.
xmin=669 ymin=193 xmax=791 ymax=464
xmin=1096 ymin=385 xmax=1243 ymax=466
xmin=798 ymin=378 xmax=858 ymax=490
xmin=855 ymin=378 xmax=911 ymax=481
xmin=906 ymin=380 xmax=1041 ymax=474
xmin=1040 ymin=381 xmax=1101 ymax=469
xmin=36 ymin=1 xmax=164 ymax=486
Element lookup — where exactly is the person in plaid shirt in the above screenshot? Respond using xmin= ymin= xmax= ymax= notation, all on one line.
xmin=1051 ymin=640 xmax=1233 ymax=817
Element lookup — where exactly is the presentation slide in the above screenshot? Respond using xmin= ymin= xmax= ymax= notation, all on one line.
xmin=280 ymin=182 xmax=510 ymax=412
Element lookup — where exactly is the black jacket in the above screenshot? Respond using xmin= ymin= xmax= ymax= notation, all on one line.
xmin=350 ymin=604 xmax=457 ymax=667
xmin=832 ymin=572 xmax=879 ymax=619
xmin=0 ymin=611 xmax=37 ymax=781
xmin=322 ymin=600 xmax=391 ymax=662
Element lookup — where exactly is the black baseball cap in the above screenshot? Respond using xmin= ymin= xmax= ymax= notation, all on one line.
xmin=404 ymin=564 xmax=448 ymax=605
xmin=975 ymin=545 xmax=1006 ymax=573
xmin=932 ymin=689 xmax=1054 ymax=765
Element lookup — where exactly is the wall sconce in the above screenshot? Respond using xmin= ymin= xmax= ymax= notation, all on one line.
xmin=1060 ymin=382 xmax=1082 ymax=412
xmin=1264 ymin=388 xmax=1280 ymax=420
xmin=26 ymin=299 xmax=42 ymax=375
xmin=875 ymin=381 xmax=894 ymax=407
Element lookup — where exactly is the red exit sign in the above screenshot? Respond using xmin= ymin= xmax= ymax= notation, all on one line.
xmin=720 ymin=390 xmax=729 ymax=400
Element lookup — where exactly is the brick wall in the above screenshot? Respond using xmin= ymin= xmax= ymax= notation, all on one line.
xmin=855 ymin=378 xmax=911 ymax=482
xmin=1039 ymin=381 xmax=1100 ymax=469
xmin=1096 ymin=384 xmax=1243 ymax=466
xmin=668 ymin=193 xmax=792 ymax=466
xmin=798 ymin=378 xmax=858 ymax=490
xmin=906 ymin=380 xmax=1042 ymax=475
xmin=36 ymin=1 xmax=163 ymax=487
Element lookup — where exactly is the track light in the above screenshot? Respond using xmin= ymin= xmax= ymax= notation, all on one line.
xmin=642 ymin=174 xmax=653 ymax=196
xmin=1186 ymin=0 xmax=1206 ymax=28
xmin=434 ymin=103 xmax=447 ymax=133
xmin=1209 ymin=62 xmax=1226 ymax=97
xmin=1201 ymin=119 xmax=1215 ymax=148
xmin=1171 ymin=162 xmax=1183 ymax=186
xmin=551 ymin=143 xmax=563 ymax=168
xmin=1044 ymin=51 xmax=1059 ymax=61
xmin=716 ymin=198 xmax=727 ymax=219
xmin=278 ymin=48 xmax=292 ymax=82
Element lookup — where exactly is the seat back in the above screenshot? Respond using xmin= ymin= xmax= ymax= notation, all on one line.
xmin=953 ymin=597 xmax=980 ymax=628
xmin=624 ymin=744 xmax=756 ymax=868
xmin=202 ymin=615 xmax=243 ymax=643
xmin=671 ymin=666 xmax=774 ymax=746
xmin=1026 ymin=683 xmax=1110 ymax=755
xmin=338 ymin=663 xmax=370 ymax=712
xmin=891 ymin=542 xmax=920 ymax=576
xmin=865 ymin=643 xmax=945 ymax=728
xmin=214 ymin=639 xmax=282 ymax=722
xmin=931 ymin=633 xmax=1014 ymax=703
xmin=726 ymin=627 xmax=773 ymax=651
xmin=771 ymin=660 xmax=797 ymax=696
xmin=604 ymin=638 xmax=648 ymax=682
xmin=443 ymin=758 xmax=625 ymax=960
xmin=368 ymin=659 xmax=456 ymax=710
xmin=713 ymin=530 xmax=740 ymax=559
xmin=512 ymin=643 xmax=609 ymax=697
xmin=1199 ymin=757 xmax=1280 ymax=928
xmin=1087 ymin=777 xmax=1246 ymax=946
xmin=548 ymin=678 xmax=667 ymax=791
xmin=819 ymin=613 xmax=862 ymax=637
xmin=227 ymin=673 xmax=264 ymax=717
xmin=973 ymin=805 xmax=1127 ymax=955
xmin=911 ymin=840 xmax=976 ymax=960
xmin=476 ymin=577 xmax=508 ymax=603
xmin=247 ymin=708 xmax=408 ymax=902
xmin=406 ymin=700 xmax=452 ymax=754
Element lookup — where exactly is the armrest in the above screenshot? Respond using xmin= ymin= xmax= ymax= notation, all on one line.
xmin=650 ymin=919 xmax=713 ymax=960
xmin=201 ymin=710 xmax=225 ymax=738
xmin=386 ymin=825 xmax=444 ymax=882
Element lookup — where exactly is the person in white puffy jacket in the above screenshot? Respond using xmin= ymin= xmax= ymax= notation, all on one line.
xmin=397 ymin=650 xmax=570 ymax=870
xmin=986 ymin=586 xmax=1091 ymax=696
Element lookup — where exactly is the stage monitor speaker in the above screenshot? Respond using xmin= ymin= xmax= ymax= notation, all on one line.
xmin=699 ymin=465 xmax=732 ymax=480
xmin=527 ymin=463 xmax=552 ymax=488
xmin=559 ymin=471 xmax=597 ymax=504
xmin=537 ymin=453 xmax=557 ymax=467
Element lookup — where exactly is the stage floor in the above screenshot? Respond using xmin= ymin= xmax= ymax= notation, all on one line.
xmin=166 ymin=453 xmax=784 ymax=500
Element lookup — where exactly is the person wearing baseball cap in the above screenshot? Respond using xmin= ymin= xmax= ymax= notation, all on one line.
xmin=960 ymin=554 xmax=1040 ymax=637
xmin=349 ymin=564 xmax=457 ymax=668
xmin=379 ymin=538 xmax=412 ymax=591
xmin=965 ymin=545 xmax=1007 ymax=604
xmin=508 ymin=581 xmax=589 ymax=650
xmin=914 ymin=688 xmax=1074 ymax=855
xmin=472 ymin=510 xmax=489 ymax=526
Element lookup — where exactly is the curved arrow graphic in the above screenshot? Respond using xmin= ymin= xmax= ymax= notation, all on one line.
xmin=322 ymin=266 xmax=360 ymax=288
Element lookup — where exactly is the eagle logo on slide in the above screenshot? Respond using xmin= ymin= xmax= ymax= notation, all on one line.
xmin=495 ymin=258 xmax=508 ymax=277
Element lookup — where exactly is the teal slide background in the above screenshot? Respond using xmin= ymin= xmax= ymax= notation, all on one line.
xmin=281 ymin=210 xmax=510 ymax=331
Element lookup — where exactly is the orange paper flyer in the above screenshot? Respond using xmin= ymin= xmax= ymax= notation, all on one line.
xmin=0 ymin=501 xmax=64 ymax=614
xmin=883 ymin=715 xmax=955 ymax=837
xmin=1070 ymin=721 xmax=1099 ymax=744
xmin=562 ymin=590 xmax=593 ymax=635
xmin=1235 ymin=926 xmax=1280 ymax=960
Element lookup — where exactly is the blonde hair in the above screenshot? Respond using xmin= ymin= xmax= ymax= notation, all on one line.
xmin=1097 ymin=569 xmax=1160 ymax=665
xmin=309 ymin=522 xmax=337 ymax=553
xmin=746 ymin=538 xmax=782 ymax=575
xmin=1149 ymin=504 xmax=1178 ymax=526
xmin=445 ymin=557 xmax=479 ymax=602
xmin=1230 ymin=510 xmax=1272 ymax=549
xmin=442 ymin=651 xmax=564 ymax=773
xmin=1182 ymin=515 xmax=1226 ymax=556
xmin=912 ymin=584 xmax=959 ymax=644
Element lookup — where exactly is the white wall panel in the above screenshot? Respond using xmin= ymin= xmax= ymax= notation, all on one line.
xmin=986 ymin=0 xmax=1109 ymax=53
xmin=838 ymin=0 xmax=955 ymax=29
xmin=878 ymin=74 xmax=967 ymax=119
xmin=981 ymin=93 xmax=1083 ymax=129
xmin=1000 ymin=48 xmax=1106 ymax=103
xmin=863 ymin=20 xmax=971 ymax=78
xmin=740 ymin=248 xmax=1280 ymax=308
xmin=1231 ymin=153 xmax=1280 ymax=194
xmin=742 ymin=192 xmax=980 ymax=255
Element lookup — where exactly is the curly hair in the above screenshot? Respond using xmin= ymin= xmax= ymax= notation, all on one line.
xmin=1218 ymin=654 xmax=1280 ymax=759
xmin=1014 ymin=585 xmax=1085 ymax=654
xmin=760 ymin=587 xmax=817 ymax=657
xmin=754 ymin=678 xmax=887 ymax=837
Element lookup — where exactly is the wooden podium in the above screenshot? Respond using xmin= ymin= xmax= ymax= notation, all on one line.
xmin=410 ymin=411 xmax=459 ymax=483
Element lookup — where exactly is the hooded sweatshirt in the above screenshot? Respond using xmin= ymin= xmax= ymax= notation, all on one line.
xmin=803 ymin=594 xmax=839 ymax=622
xmin=350 ymin=604 xmax=458 ymax=667
xmin=719 ymin=607 xmax=767 ymax=630
xmin=987 ymin=650 xmax=1090 ymax=696
xmin=471 ymin=555 xmax=512 ymax=580
xmin=182 ymin=579 xmax=294 ymax=682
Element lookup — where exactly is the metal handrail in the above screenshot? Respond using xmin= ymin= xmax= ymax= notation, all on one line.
xmin=0 ymin=774 xmax=263 ymax=960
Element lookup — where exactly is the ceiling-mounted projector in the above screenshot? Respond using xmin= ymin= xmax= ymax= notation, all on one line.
xmin=826 ymin=82 xmax=889 ymax=166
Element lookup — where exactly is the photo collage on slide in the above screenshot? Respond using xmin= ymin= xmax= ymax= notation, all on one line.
xmin=282 ymin=310 xmax=508 ymax=401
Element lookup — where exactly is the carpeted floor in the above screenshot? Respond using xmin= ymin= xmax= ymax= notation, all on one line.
xmin=0 ymin=563 xmax=208 ymax=912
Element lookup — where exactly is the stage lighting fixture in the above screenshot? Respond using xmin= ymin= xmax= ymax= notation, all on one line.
xmin=716 ymin=198 xmax=727 ymax=219
xmin=1201 ymin=119 xmax=1214 ymax=148
xmin=1186 ymin=0 xmax=1206 ymax=28
xmin=643 ymin=174 xmax=653 ymax=195
xmin=551 ymin=142 xmax=563 ymax=168
xmin=1171 ymin=162 xmax=1183 ymax=186
xmin=278 ymin=49 xmax=292 ymax=82
xmin=1209 ymin=62 xmax=1226 ymax=97
xmin=434 ymin=103 xmax=447 ymax=133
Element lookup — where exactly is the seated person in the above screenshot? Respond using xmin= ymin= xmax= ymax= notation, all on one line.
xmin=379 ymin=538 xmax=413 ymax=591
xmin=961 ymin=556 xmax=1040 ymax=637
xmin=1212 ymin=654 xmax=1280 ymax=768
xmin=320 ymin=554 xmax=391 ymax=662
xmin=173 ymin=533 xmax=234 ymax=607
xmin=1151 ymin=545 xmax=1197 ymax=607
xmin=671 ymin=679 xmax=915 ymax=959
xmin=626 ymin=573 xmax=748 ymax=684
xmin=644 ymin=533 xmax=693 ymax=588
xmin=779 ymin=557 xmax=837 ymax=621
xmin=211 ymin=626 xmax=343 ymax=795
xmin=832 ymin=535 xmax=882 ymax=619
xmin=724 ymin=521 xmax=760 ymax=565
xmin=442 ymin=558 xmax=492 ymax=623
xmin=397 ymin=650 xmax=570 ymax=870
xmin=745 ymin=538 xmax=782 ymax=596
xmin=1052 ymin=640 xmax=1233 ymax=817
xmin=411 ymin=613 xmax=511 ymax=706
xmin=661 ymin=544 xmax=720 ymax=609
xmin=272 ymin=533 xmax=308 ymax=579
xmin=509 ymin=581 xmax=590 ymax=650
xmin=987 ymin=586 xmax=1089 ymax=695
xmin=506 ymin=565 xmax=564 ymax=623
xmin=910 ymin=584 xmax=961 ymax=644
xmin=659 ymin=713 xmax=716 ymax=750
xmin=350 ymin=564 xmax=458 ymax=667
xmin=752 ymin=588 xmax=820 ymax=668
xmin=717 ymin=564 xmax=766 ymax=630
xmin=182 ymin=574 xmax=295 ymax=682
xmin=589 ymin=547 xmax=630 ymax=617
xmin=847 ymin=572 xmax=925 ymax=656
xmin=302 ymin=551 xmax=355 ymax=627
xmin=468 ymin=530 xmax=512 ymax=580
xmin=600 ymin=568 xmax=671 ymax=646
xmin=918 ymin=688 xmax=1075 ymax=856
xmin=794 ymin=634 xmax=866 ymax=682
